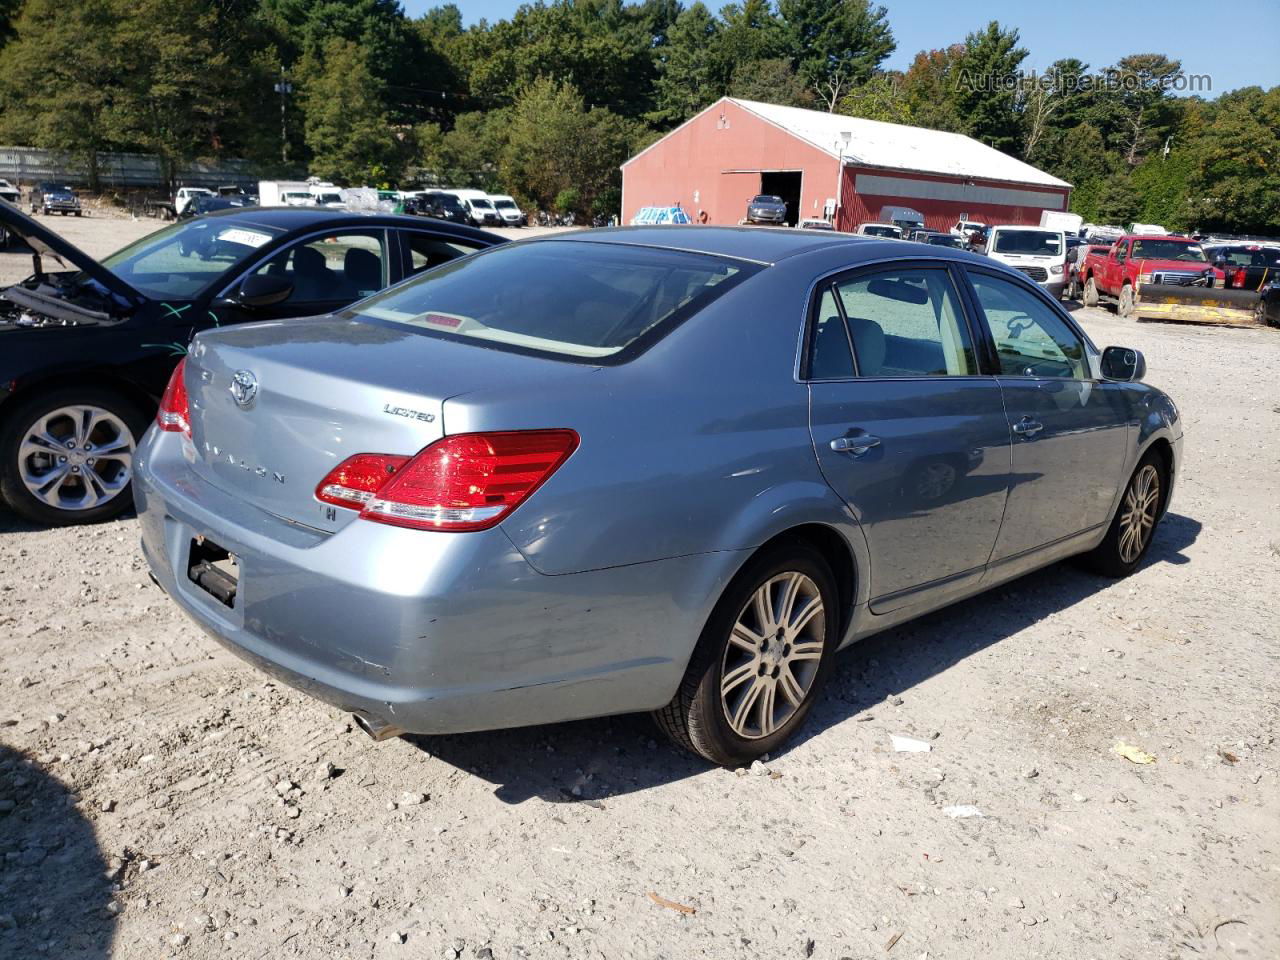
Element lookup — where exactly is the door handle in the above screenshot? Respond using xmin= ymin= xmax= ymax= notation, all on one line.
xmin=1012 ymin=417 xmax=1044 ymax=438
xmin=830 ymin=434 xmax=881 ymax=455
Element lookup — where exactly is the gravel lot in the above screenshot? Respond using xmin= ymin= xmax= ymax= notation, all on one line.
xmin=1 ymin=215 xmax=1277 ymax=960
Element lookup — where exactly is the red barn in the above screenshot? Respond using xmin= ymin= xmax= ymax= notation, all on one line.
xmin=621 ymin=97 xmax=1070 ymax=232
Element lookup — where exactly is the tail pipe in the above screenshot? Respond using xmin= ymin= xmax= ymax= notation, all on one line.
xmin=352 ymin=713 xmax=405 ymax=742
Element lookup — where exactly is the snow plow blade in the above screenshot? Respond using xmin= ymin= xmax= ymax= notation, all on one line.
xmin=1135 ymin=284 xmax=1261 ymax=326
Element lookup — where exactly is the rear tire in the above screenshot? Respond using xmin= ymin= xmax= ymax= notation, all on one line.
xmin=1080 ymin=452 xmax=1166 ymax=578
xmin=1083 ymin=276 xmax=1099 ymax=307
xmin=653 ymin=542 xmax=839 ymax=765
xmin=0 ymin=386 xmax=148 ymax=526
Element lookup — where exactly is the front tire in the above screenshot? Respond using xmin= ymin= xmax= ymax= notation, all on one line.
xmin=1118 ymin=284 xmax=1135 ymax=318
xmin=1080 ymin=452 xmax=1166 ymax=577
xmin=0 ymin=386 xmax=148 ymax=526
xmin=654 ymin=542 xmax=839 ymax=765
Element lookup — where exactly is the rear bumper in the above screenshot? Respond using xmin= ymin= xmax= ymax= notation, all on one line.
xmin=133 ymin=430 xmax=719 ymax=735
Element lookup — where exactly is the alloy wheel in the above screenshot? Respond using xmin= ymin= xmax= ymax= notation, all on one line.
xmin=18 ymin=405 xmax=135 ymax=511
xmin=719 ymin=571 xmax=826 ymax=739
xmin=1118 ymin=464 xmax=1160 ymax=564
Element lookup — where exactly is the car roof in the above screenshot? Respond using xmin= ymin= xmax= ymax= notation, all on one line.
xmin=192 ymin=206 xmax=501 ymax=242
xmin=535 ymin=225 xmax=954 ymax=266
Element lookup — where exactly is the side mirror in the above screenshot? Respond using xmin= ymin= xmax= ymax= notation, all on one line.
xmin=233 ymin=273 xmax=293 ymax=308
xmin=1101 ymin=345 xmax=1146 ymax=382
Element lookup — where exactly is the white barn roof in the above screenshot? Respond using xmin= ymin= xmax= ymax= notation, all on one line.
xmin=630 ymin=97 xmax=1069 ymax=190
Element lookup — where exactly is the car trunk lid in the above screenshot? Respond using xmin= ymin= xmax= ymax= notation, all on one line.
xmin=183 ymin=315 xmax=580 ymax=531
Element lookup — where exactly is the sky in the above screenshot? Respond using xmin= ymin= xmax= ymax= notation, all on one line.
xmin=402 ymin=0 xmax=1279 ymax=96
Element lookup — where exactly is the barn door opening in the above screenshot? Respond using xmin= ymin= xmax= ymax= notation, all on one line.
xmin=760 ymin=171 xmax=801 ymax=227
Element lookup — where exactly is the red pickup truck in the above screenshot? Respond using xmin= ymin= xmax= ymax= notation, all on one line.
xmin=1081 ymin=235 xmax=1224 ymax=316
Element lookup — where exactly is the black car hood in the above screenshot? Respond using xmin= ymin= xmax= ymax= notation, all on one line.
xmin=0 ymin=200 xmax=143 ymax=306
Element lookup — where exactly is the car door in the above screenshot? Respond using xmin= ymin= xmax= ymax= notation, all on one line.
xmin=223 ymin=229 xmax=393 ymax=323
xmin=807 ymin=262 xmax=1013 ymax=613
xmin=963 ymin=268 xmax=1130 ymax=562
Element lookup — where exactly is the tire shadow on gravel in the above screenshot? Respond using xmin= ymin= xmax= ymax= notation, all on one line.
xmin=0 ymin=745 xmax=116 ymax=958
xmin=411 ymin=513 xmax=1200 ymax=800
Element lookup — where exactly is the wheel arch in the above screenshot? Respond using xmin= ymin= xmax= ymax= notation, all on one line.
xmin=0 ymin=369 xmax=156 ymax=430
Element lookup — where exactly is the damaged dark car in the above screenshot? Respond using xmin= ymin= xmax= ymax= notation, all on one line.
xmin=0 ymin=204 xmax=503 ymax=525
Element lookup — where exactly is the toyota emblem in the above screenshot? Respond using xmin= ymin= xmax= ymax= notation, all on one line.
xmin=230 ymin=369 xmax=258 ymax=408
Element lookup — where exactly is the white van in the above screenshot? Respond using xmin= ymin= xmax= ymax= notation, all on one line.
xmin=445 ymin=189 xmax=501 ymax=227
xmin=855 ymin=222 xmax=902 ymax=239
xmin=488 ymin=194 xmax=526 ymax=226
xmin=985 ymin=224 xmax=1067 ymax=299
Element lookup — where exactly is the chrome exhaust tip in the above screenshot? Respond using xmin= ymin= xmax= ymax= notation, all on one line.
xmin=352 ymin=713 xmax=405 ymax=742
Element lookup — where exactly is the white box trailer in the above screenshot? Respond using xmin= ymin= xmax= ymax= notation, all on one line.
xmin=1039 ymin=210 xmax=1083 ymax=235
xmin=258 ymin=180 xmax=313 ymax=207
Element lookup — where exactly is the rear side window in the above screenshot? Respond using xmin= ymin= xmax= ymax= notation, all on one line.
xmin=353 ymin=240 xmax=755 ymax=361
xmin=403 ymin=232 xmax=485 ymax=277
xmin=829 ymin=268 xmax=976 ymax=377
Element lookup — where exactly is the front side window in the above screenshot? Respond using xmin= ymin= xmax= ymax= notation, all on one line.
xmin=827 ymin=267 xmax=977 ymax=378
xmin=251 ymin=231 xmax=387 ymax=303
xmin=969 ymin=272 xmax=1087 ymax=380
xmin=353 ymin=240 xmax=753 ymax=361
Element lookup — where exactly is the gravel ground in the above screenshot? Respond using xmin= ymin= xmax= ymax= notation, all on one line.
xmin=1 ymin=217 xmax=1278 ymax=960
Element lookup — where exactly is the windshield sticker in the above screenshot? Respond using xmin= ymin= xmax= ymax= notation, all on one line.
xmin=217 ymin=228 xmax=273 ymax=249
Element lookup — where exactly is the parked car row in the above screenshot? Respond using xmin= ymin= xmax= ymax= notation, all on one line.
xmin=1 ymin=209 xmax=1182 ymax=763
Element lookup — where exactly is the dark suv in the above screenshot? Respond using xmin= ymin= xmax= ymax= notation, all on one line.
xmin=30 ymin=182 xmax=82 ymax=217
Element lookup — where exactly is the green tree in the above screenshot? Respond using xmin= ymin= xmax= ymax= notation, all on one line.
xmin=1184 ymin=85 xmax=1280 ymax=234
xmin=1094 ymin=173 xmax=1140 ymax=225
xmin=110 ymin=0 xmax=279 ymax=185
xmin=952 ymin=22 xmax=1027 ymax=153
xmin=297 ymin=38 xmax=406 ymax=184
xmin=500 ymin=77 xmax=638 ymax=218
xmin=0 ymin=0 xmax=123 ymax=190
xmin=777 ymin=0 xmax=895 ymax=111
xmin=838 ymin=73 xmax=912 ymax=124
xmin=729 ymin=58 xmax=814 ymax=108
xmin=651 ymin=2 xmax=721 ymax=124
xmin=897 ymin=47 xmax=966 ymax=132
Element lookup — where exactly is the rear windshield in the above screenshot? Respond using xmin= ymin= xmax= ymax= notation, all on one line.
xmin=992 ymin=229 xmax=1062 ymax=255
xmin=862 ymin=225 xmax=900 ymax=238
xmin=1130 ymin=239 xmax=1206 ymax=262
xmin=352 ymin=240 xmax=756 ymax=362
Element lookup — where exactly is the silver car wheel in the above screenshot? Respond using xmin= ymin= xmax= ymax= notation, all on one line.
xmin=18 ymin=405 xmax=135 ymax=511
xmin=720 ymin=571 xmax=825 ymax=739
xmin=1117 ymin=464 xmax=1160 ymax=564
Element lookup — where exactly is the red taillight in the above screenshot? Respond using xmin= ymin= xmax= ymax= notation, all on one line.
xmin=315 ymin=430 xmax=579 ymax=532
xmin=1233 ymin=267 xmax=1247 ymax=288
xmin=315 ymin=452 xmax=409 ymax=508
xmin=156 ymin=358 xmax=190 ymax=435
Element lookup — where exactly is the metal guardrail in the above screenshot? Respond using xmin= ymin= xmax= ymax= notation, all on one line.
xmin=0 ymin=146 xmax=266 ymax=190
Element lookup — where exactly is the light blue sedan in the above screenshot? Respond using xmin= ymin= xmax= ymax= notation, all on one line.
xmin=133 ymin=228 xmax=1181 ymax=765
